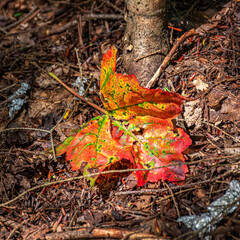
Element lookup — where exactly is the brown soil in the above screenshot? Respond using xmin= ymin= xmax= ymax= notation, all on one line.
xmin=0 ymin=0 xmax=239 ymax=239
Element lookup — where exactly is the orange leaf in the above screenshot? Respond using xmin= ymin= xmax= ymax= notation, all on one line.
xmin=56 ymin=115 xmax=133 ymax=186
xmin=112 ymin=117 xmax=191 ymax=186
xmin=56 ymin=47 xmax=192 ymax=187
xmin=100 ymin=46 xmax=185 ymax=120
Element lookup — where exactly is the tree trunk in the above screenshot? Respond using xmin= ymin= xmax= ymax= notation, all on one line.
xmin=122 ymin=0 xmax=169 ymax=86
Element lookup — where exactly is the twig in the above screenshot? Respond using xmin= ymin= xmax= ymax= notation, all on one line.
xmin=163 ymin=181 xmax=181 ymax=219
xmin=0 ymin=98 xmax=73 ymax=160
xmin=0 ymin=26 xmax=8 ymax=34
xmin=0 ymin=167 xmax=160 ymax=207
xmin=202 ymin=121 xmax=240 ymax=143
xmin=6 ymin=220 xmax=27 ymax=240
xmin=46 ymin=14 xmax=123 ymax=35
xmin=83 ymin=13 xmax=123 ymax=20
xmin=0 ymin=216 xmax=28 ymax=233
xmin=48 ymin=72 xmax=107 ymax=114
xmin=4 ymin=5 xmax=38 ymax=30
xmin=1 ymin=154 xmax=239 ymax=207
xmin=116 ymin=167 xmax=240 ymax=196
xmin=0 ymin=148 xmax=46 ymax=155
xmin=21 ymin=4 xmax=47 ymax=26
xmin=77 ymin=15 xmax=84 ymax=48
xmin=31 ymin=61 xmax=106 ymax=114
xmin=46 ymin=20 xmax=78 ymax=35
xmin=0 ymin=127 xmax=57 ymax=160
xmin=48 ymin=0 xmax=92 ymax=7
xmin=145 ymin=29 xmax=199 ymax=89
xmin=0 ymin=83 xmax=18 ymax=93
xmin=102 ymin=0 xmax=124 ymax=14
xmin=0 ymin=127 xmax=50 ymax=134
xmin=135 ymin=49 xmax=165 ymax=62
xmin=207 ymin=138 xmax=223 ymax=153
xmin=0 ymin=93 xmax=25 ymax=106
xmin=74 ymin=47 xmax=82 ymax=75
xmin=201 ymin=76 xmax=239 ymax=96
xmin=48 ymin=105 xmax=72 ymax=160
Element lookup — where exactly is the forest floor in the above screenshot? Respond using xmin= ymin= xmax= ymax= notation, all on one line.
xmin=0 ymin=0 xmax=240 ymax=239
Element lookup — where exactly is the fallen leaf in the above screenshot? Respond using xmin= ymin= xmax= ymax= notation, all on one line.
xmin=192 ymin=75 xmax=209 ymax=91
xmin=100 ymin=46 xmax=185 ymax=120
xmin=56 ymin=47 xmax=192 ymax=187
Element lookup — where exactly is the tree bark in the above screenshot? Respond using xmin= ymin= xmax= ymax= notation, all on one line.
xmin=122 ymin=0 xmax=169 ymax=86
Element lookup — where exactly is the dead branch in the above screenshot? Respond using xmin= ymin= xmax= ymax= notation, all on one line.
xmin=145 ymin=29 xmax=199 ymax=89
xmin=45 ymin=227 xmax=168 ymax=240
